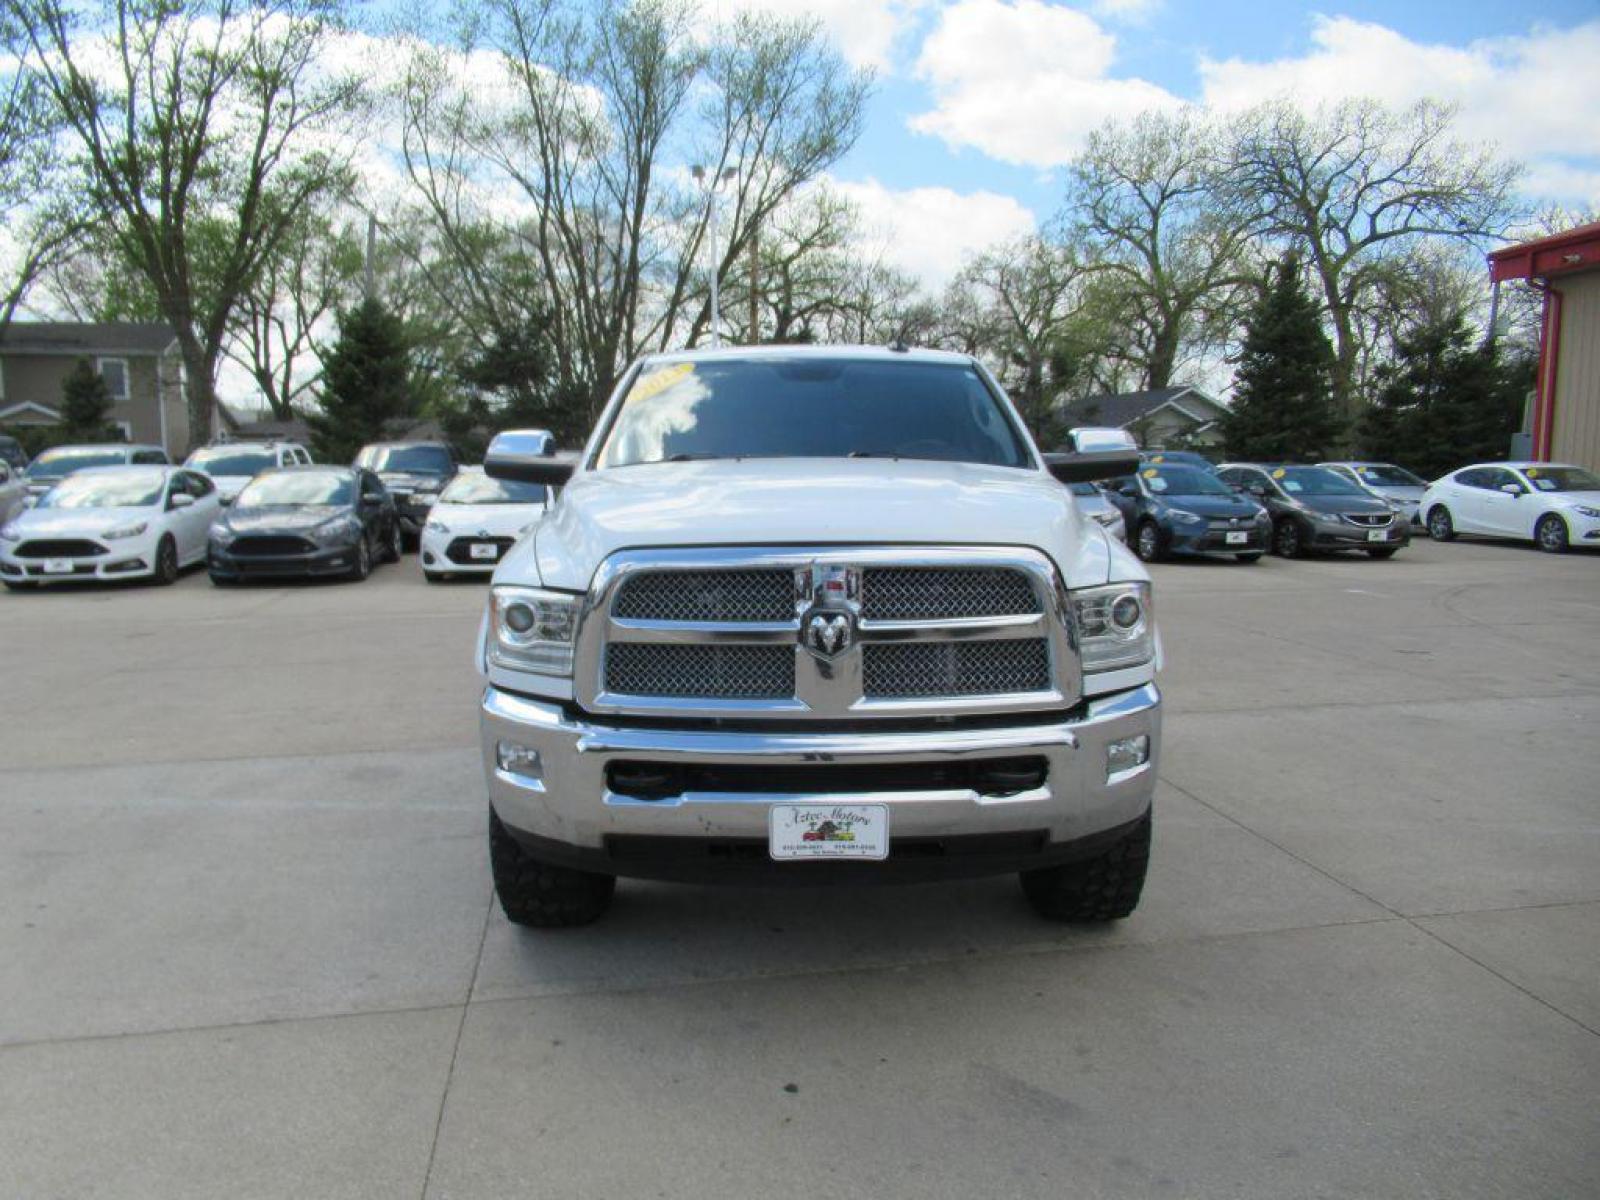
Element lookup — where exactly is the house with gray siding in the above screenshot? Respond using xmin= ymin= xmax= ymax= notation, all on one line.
xmin=0 ymin=322 xmax=190 ymax=455
xmin=1060 ymin=385 xmax=1229 ymax=450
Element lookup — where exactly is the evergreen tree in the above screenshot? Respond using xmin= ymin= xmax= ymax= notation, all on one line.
xmin=1359 ymin=315 xmax=1529 ymax=480
xmin=1221 ymin=257 xmax=1346 ymax=460
xmin=59 ymin=357 xmax=114 ymax=438
xmin=308 ymin=298 xmax=417 ymax=463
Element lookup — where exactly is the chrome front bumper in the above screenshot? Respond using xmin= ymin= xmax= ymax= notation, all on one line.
xmin=481 ymin=682 xmax=1160 ymax=879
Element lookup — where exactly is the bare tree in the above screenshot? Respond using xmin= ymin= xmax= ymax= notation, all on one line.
xmin=1065 ymin=109 xmax=1254 ymax=390
xmin=13 ymin=0 xmax=366 ymax=447
xmin=1224 ymin=97 xmax=1523 ymax=420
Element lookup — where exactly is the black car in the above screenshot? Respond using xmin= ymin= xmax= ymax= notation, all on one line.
xmin=1216 ymin=463 xmax=1411 ymax=559
xmin=207 ymin=466 xmax=402 ymax=583
xmin=1105 ymin=463 xmax=1272 ymax=563
xmin=353 ymin=442 xmax=461 ymax=547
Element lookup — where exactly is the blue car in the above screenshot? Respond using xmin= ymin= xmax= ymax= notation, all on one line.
xmin=1139 ymin=449 xmax=1216 ymax=473
xmin=1106 ymin=464 xmax=1273 ymax=563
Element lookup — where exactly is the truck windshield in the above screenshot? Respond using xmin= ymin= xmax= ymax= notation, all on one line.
xmin=595 ymin=357 xmax=1031 ymax=470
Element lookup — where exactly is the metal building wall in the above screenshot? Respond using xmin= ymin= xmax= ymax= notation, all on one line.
xmin=1552 ymin=271 xmax=1600 ymax=472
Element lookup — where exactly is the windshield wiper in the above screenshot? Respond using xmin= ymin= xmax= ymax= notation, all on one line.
xmin=847 ymin=450 xmax=900 ymax=459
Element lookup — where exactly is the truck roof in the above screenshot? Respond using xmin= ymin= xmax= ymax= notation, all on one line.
xmin=640 ymin=344 xmax=978 ymax=368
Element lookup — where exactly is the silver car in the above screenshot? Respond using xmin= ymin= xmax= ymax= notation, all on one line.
xmin=1319 ymin=462 xmax=1428 ymax=533
xmin=1070 ymin=481 xmax=1127 ymax=543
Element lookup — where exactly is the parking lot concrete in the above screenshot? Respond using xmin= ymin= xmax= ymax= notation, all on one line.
xmin=2 ymin=539 xmax=1597 ymax=1199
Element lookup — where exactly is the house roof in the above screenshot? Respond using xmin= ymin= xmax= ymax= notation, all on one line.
xmin=1488 ymin=221 xmax=1600 ymax=283
xmin=0 ymin=321 xmax=179 ymax=356
xmin=1060 ymin=386 xmax=1225 ymax=429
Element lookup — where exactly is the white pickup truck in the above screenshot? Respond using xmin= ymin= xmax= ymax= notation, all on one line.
xmin=476 ymin=346 xmax=1161 ymax=925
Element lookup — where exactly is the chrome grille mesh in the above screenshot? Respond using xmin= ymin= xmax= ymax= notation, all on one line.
xmin=861 ymin=568 xmax=1040 ymax=621
xmin=1342 ymin=512 xmax=1392 ymax=527
xmin=613 ymin=570 xmax=793 ymax=622
xmin=863 ymin=639 xmax=1050 ymax=698
xmin=605 ymin=643 xmax=794 ymax=698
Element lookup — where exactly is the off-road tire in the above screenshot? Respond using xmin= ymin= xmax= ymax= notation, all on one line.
xmin=489 ymin=808 xmax=616 ymax=927
xmin=1535 ymin=513 xmax=1569 ymax=554
xmin=1020 ymin=811 xmax=1151 ymax=922
xmin=1366 ymin=547 xmax=1398 ymax=559
xmin=1427 ymin=506 xmax=1455 ymax=542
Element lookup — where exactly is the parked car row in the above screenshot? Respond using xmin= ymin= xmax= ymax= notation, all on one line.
xmin=0 ymin=438 xmax=555 ymax=591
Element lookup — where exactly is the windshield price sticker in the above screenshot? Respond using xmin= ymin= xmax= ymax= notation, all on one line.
xmin=769 ymin=803 xmax=889 ymax=860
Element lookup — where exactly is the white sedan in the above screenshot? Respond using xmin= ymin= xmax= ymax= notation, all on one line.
xmin=419 ymin=468 xmax=551 ymax=581
xmin=1420 ymin=461 xmax=1600 ymax=553
xmin=0 ymin=465 xmax=221 ymax=589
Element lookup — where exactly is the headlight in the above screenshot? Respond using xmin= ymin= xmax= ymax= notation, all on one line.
xmin=1574 ymin=505 xmax=1600 ymax=519
xmin=1072 ymin=582 xmax=1154 ymax=672
xmin=1166 ymin=508 xmax=1204 ymax=524
xmin=1306 ymin=508 xmax=1343 ymax=524
xmin=208 ymin=524 xmax=232 ymax=544
xmin=0 ymin=522 xmax=20 ymax=542
xmin=425 ymin=520 xmax=449 ymax=533
xmin=311 ymin=515 xmax=363 ymax=546
xmin=489 ymin=586 xmax=581 ymax=676
xmin=102 ymin=521 xmax=148 ymax=540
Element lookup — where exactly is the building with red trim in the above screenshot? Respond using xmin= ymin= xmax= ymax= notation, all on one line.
xmin=1488 ymin=222 xmax=1600 ymax=471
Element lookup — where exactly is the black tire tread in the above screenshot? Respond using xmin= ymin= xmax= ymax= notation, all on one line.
xmin=489 ymin=809 xmax=615 ymax=927
xmin=1020 ymin=812 xmax=1151 ymax=922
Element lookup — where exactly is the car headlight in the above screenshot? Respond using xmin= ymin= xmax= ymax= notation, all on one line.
xmin=489 ymin=586 xmax=581 ymax=676
xmin=102 ymin=521 xmax=148 ymax=540
xmin=0 ymin=522 xmax=20 ymax=542
xmin=425 ymin=519 xmax=449 ymax=533
xmin=311 ymin=515 xmax=363 ymax=546
xmin=208 ymin=524 xmax=233 ymax=544
xmin=1574 ymin=505 xmax=1600 ymax=519
xmin=1072 ymin=582 xmax=1154 ymax=672
xmin=1166 ymin=508 xmax=1205 ymax=524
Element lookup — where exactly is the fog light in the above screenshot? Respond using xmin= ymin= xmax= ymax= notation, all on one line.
xmin=1107 ymin=734 xmax=1150 ymax=777
xmin=496 ymin=741 xmax=543 ymax=779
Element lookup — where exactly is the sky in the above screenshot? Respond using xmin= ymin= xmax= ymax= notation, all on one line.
xmin=718 ymin=0 xmax=1600 ymax=288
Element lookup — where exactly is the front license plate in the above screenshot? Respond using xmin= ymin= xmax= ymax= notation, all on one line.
xmin=470 ymin=543 xmax=499 ymax=560
xmin=42 ymin=558 xmax=75 ymax=574
xmin=769 ymin=803 xmax=889 ymax=861
xmin=1224 ymin=531 xmax=1248 ymax=545
xmin=1367 ymin=529 xmax=1388 ymax=542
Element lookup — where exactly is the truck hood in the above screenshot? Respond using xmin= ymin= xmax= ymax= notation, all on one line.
xmin=516 ymin=458 xmax=1129 ymax=591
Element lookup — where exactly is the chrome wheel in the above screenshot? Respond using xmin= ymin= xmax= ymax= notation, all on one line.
xmin=1536 ymin=513 xmax=1569 ymax=554
xmin=1135 ymin=522 xmax=1161 ymax=562
xmin=1427 ymin=507 xmax=1455 ymax=542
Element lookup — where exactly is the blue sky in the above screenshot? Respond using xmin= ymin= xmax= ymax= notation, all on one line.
xmin=747 ymin=0 xmax=1600 ymax=285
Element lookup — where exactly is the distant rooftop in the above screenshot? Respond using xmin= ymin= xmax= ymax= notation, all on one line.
xmin=0 ymin=321 xmax=178 ymax=356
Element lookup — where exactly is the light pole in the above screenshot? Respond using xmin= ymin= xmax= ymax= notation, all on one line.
xmin=692 ymin=164 xmax=737 ymax=347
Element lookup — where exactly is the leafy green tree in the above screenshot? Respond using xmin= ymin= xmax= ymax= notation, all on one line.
xmin=58 ymin=357 xmax=113 ymax=438
xmin=1222 ymin=257 xmax=1346 ymax=460
xmin=1359 ymin=314 xmax=1530 ymax=480
xmin=307 ymin=299 xmax=417 ymax=463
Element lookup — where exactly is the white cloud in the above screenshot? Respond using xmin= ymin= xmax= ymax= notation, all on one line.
xmin=712 ymin=0 xmax=928 ymax=70
xmin=908 ymin=0 xmax=1182 ymax=168
xmin=829 ymin=176 xmax=1036 ymax=288
xmin=1088 ymin=0 xmax=1161 ymax=23
xmin=1200 ymin=16 xmax=1600 ymax=182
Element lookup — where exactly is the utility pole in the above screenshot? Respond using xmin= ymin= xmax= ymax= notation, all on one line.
xmin=364 ymin=213 xmax=377 ymax=301
xmin=692 ymin=165 xmax=737 ymax=347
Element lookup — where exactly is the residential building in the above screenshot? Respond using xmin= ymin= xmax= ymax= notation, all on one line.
xmin=1059 ymin=385 xmax=1228 ymax=450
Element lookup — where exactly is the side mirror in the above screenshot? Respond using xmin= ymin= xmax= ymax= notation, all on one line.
xmin=1499 ymin=483 xmax=1523 ymax=496
xmin=169 ymin=492 xmax=195 ymax=510
xmin=486 ymin=430 xmax=577 ymax=487
xmin=1042 ymin=449 xmax=1141 ymax=485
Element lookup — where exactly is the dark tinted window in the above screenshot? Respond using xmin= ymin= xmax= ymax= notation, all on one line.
xmin=187 ymin=447 xmax=277 ymax=475
xmin=132 ymin=449 xmax=169 ymax=465
xmin=596 ymin=357 xmax=1031 ymax=469
xmin=365 ymin=445 xmax=454 ymax=473
xmin=26 ymin=447 xmax=128 ymax=477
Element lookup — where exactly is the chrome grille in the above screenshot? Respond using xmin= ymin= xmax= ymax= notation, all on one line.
xmin=863 ymin=639 xmax=1050 ymax=698
xmin=613 ymin=569 xmax=793 ymax=622
xmin=860 ymin=568 xmax=1040 ymax=621
xmin=605 ymin=643 xmax=794 ymax=698
xmin=1343 ymin=513 xmax=1393 ymax=527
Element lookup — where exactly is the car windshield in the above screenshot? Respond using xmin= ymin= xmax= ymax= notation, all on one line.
xmin=38 ymin=472 xmax=164 ymax=509
xmin=1353 ymin=464 xmax=1424 ymax=488
xmin=1522 ymin=466 xmax=1600 ymax=493
xmin=1143 ymin=465 xmax=1232 ymax=496
xmin=1144 ymin=452 xmax=1213 ymax=471
xmin=439 ymin=474 xmax=548 ymax=505
xmin=363 ymin=445 xmax=453 ymax=474
xmin=187 ymin=447 xmax=277 ymax=476
xmin=596 ymin=357 xmax=1031 ymax=469
xmin=1272 ymin=467 xmax=1364 ymax=496
xmin=235 ymin=471 xmax=353 ymax=507
xmin=26 ymin=448 xmax=126 ymax=477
